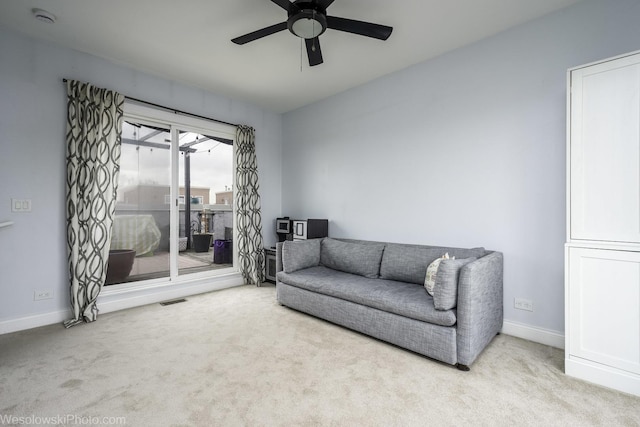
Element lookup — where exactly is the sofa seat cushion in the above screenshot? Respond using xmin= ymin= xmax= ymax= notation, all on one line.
xmin=277 ymin=266 xmax=456 ymax=327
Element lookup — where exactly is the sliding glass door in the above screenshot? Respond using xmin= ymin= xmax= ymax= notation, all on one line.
xmin=107 ymin=102 xmax=236 ymax=287
xmin=177 ymin=128 xmax=234 ymax=276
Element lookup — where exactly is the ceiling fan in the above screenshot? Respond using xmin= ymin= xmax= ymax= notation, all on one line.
xmin=231 ymin=0 xmax=393 ymax=67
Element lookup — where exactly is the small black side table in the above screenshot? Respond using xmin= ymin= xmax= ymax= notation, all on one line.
xmin=265 ymin=248 xmax=276 ymax=283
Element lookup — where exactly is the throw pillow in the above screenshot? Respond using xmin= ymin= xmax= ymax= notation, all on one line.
xmin=282 ymin=239 xmax=322 ymax=273
xmin=320 ymin=238 xmax=385 ymax=278
xmin=424 ymin=253 xmax=453 ymax=296
xmin=433 ymin=257 xmax=477 ymax=311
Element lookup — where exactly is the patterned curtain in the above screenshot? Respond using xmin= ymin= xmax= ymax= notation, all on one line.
xmin=235 ymin=125 xmax=265 ymax=285
xmin=64 ymin=80 xmax=125 ymax=328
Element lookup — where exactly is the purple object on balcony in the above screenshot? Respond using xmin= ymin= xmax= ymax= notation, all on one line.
xmin=214 ymin=239 xmax=232 ymax=264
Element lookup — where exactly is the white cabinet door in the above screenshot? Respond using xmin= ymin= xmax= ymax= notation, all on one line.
xmin=568 ymin=247 xmax=640 ymax=375
xmin=570 ymin=53 xmax=640 ymax=243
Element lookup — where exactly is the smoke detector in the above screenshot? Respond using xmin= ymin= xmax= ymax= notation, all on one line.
xmin=32 ymin=8 xmax=56 ymax=24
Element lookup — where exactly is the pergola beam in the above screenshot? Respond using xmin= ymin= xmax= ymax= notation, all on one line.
xmin=121 ymin=137 xmax=196 ymax=153
xmin=138 ymin=129 xmax=163 ymax=142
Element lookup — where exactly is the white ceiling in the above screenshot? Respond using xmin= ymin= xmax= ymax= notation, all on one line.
xmin=0 ymin=0 xmax=582 ymax=113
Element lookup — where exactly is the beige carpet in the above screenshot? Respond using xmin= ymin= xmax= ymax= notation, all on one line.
xmin=0 ymin=285 xmax=638 ymax=426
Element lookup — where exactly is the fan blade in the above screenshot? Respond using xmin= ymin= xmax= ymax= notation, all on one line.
xmin=305 ymin=37 xmax=323 ymax=66
xmin=326 ymin=16 xmax=393 ymax=40
xmin=271 ymin=0 xmax=292 ymax=11
xmin=231 ymin=22 xmax=288 ymax=45
xmin=316 ymin=0 xmax=335 ymax=9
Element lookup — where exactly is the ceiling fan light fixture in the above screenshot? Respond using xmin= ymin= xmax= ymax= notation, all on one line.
xmin=288 ymin=10 xmax=327 ymax=39
xmin=32 ymin=8 xmax=56 ymax=24
xmin=231 ymin=0 xmax=393 ymax=67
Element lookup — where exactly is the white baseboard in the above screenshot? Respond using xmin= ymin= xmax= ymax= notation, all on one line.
xmin=566 ymin=357 xmax=640 ymax=397
xmin=0 ymin=310 xmax=70 ymax=335
xmin=0 ymin=274 xmax=245 ymax=335
xmin=3 ymin=288 xmax=567 ymax=352
xmin=97 ymin=274 xmax=244 ymax=314
xmin=501 ymin=320 xmax=565 ymax=349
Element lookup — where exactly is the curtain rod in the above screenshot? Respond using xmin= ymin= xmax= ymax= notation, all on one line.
xmin=62 ymin=78 xmax=239 ymax=128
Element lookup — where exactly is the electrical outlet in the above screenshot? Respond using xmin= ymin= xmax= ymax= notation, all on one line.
xmin=34 ymin=290 xmax=53 ymax=301
xmin=11 ymin=198 xmax=32 ymax=212
xmin=514 ymin=297 xmax=534 ymax=312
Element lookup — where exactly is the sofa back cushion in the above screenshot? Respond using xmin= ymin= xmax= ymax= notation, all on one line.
xmin=282 ymin=239 xmax=322 ymax=273
xmin=380 ymin=243 xmax=486 ymax=285
xmin=320 ymin=238 xmax=385 ymax=278
xmin=380 ymin=244 xmax=447 ymax=285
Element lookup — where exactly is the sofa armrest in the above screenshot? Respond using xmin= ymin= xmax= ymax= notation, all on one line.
xmin=456 ymin=251 xmax=504 ymax=367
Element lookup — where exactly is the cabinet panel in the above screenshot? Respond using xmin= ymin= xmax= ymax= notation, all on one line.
xmin=568 ymin=247 xmax=640 ymax=375
xmin=570 ymin=55 xmax=640 ymax=243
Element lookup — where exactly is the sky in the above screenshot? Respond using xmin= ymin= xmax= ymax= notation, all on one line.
xmin=118 ymin=121 xmax=233 ymax=203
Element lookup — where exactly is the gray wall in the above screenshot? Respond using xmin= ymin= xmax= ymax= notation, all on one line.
xmin=282 ymin=0 xmax=640 ymax=333
xmin=0 ymin=27 xmax=282 ymax=325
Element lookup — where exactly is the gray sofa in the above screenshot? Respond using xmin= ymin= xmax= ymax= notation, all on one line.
xmin=276 ymin=237 xmax=503 ymax=370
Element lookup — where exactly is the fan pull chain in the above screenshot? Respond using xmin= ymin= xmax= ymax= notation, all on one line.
xmin=300 ymin=37 xmax=304 ymax=72
xmin=312 ymin=10 xmax=317 ymax=52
